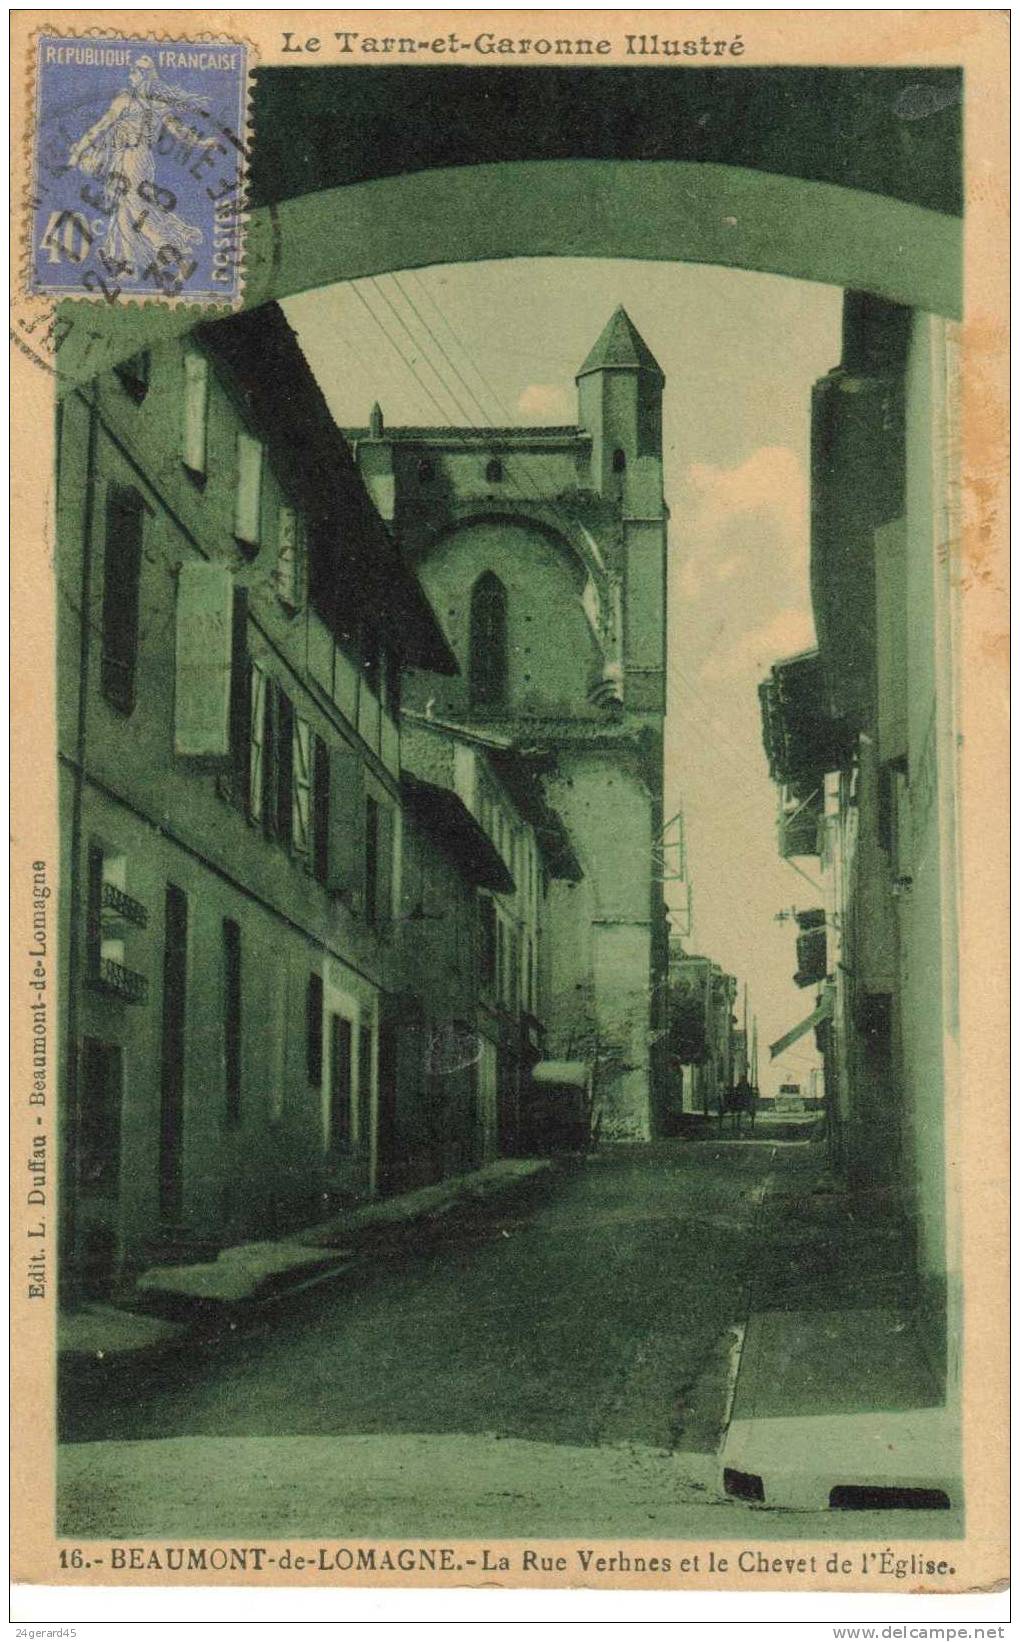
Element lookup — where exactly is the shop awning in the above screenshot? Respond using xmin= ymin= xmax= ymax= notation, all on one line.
xmin=530 ymin=1060 xmax=590 ymax=1089
xmin=401 ymin=772 xmax=514 ymax=894
xmin=769 ymin=992 xmax=833 ymax=1060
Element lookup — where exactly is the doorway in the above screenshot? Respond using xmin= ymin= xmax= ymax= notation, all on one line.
xmin=328 ymin=1013 xmax=353 ymax=1155
xmin=159 ymin=883 xmax=188 ymax=1224
xmin=78 ymin=1037 xmax=123 ymax=1298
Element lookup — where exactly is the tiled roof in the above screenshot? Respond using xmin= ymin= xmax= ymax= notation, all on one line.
xmin=577 ymin=307 xmax=664 ymax=380
xmin=195 ymin=305 xmax=457 ymax=676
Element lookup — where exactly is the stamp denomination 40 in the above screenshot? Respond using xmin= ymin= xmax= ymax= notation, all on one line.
xmin=30 ymin=35 xmax=250 ymax=304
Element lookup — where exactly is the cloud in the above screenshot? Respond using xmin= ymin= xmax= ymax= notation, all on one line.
xmin=686 ymin=445 xmax=807 ymax=536
xmin=700 ymin=606 xmax=817 ymax=683
xmin=673 ymin=445 xmax=809 ymax=600
xmin=517 ymin=383 xmax=572 ymax=420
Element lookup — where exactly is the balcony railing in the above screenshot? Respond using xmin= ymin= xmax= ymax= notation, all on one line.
xmin=89 ymin=957 xmax=149 ymax=1004
xmin=101 ymin=880 xmax=148 ymax=928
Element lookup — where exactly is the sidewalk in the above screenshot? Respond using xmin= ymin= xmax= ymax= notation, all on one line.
xmin=59 ymin=1158 xmax=554 ymax=1365
xmin=719 ymin=1140 xmax=959 ymax=1510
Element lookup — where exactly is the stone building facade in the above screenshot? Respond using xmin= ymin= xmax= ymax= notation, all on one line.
xmin=759 ymin=294 xmax=962 ymax=1398
xmin=393 ymin=713 xmax=582 ymax=1190
xmin=56 ymin=302 xmax=456 ymax=1300
xmin=348 ymin=308 xmax=671 ymax=1140
xmin=666 ymin=943 xmax=739 ymax=1121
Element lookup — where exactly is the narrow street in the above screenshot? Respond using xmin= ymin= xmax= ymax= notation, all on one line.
xmin=59 ymin=1137 xmax=959 ymax=1541
xmin=65 ymin=1141 xmax=772 ymax=1453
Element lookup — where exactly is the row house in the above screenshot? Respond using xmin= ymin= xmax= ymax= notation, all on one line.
xmin=56 ymin=302 xmax=457 ymax=1301
xmin=393 ymin=713 xmax=583 ymax=1186
xmin=665 ymin=941 xmax=739 ymax=1122
xmin=759 ymin=292 xmax=962 ymax=1399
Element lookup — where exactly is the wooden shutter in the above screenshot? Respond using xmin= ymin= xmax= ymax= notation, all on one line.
xmin=174 ymin=561 xmax=235 ymax=759
xmin=312 ymin=734 xmax=330 ymax=885
xmin=277 ymin=506 xmax=302 ymax=609
xmin=326 ymin=741 xmax=365 ymax=903
xmin=275 ymin=690 xmax=294 ymax=846
xmin=292 ymin=716 xmax=312 ymax=858
xmin=182 ymin=352 xmax=209 ymax=474
xmin=235 ymin=431 xmax=263 ymax=548
xmin=248 ymin=662 xmax=267 ymax=822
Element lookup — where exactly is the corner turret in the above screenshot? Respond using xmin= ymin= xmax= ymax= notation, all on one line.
xmin=576 ymin=307 xmax=665 ymax=503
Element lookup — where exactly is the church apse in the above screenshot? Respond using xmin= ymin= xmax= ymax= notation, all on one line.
xmin=346 ymin=307 xmax=670 ymax=1138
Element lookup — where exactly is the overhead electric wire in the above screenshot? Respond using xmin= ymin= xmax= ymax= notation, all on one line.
xmin=379 ymin=272 xmax=598 ymax=551
xmin=337 ymin=270 xmax=828 ymax=949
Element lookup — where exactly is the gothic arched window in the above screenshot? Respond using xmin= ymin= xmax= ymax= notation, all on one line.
xmin=469 ymin=572 xmax=508 ymax=710
xmin=486 ymin=458 xmax=503 ymax=484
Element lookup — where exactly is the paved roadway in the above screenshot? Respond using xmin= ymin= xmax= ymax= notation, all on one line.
xmin=59 ymin=1140 xmax=960 ymax=1541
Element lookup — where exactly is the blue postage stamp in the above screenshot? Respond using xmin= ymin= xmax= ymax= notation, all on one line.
xmin=30 ymin=35 xmax=250 ymax=303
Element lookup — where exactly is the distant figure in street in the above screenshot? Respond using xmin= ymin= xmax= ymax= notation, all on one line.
xmin=724 ymin=1076 xmax=756 ymax=1135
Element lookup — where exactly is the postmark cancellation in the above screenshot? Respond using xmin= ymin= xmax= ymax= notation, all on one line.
xmin=28 ymin=33 xmax=252 ymax=305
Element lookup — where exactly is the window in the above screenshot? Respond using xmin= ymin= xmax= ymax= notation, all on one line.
xmin=182 ymin=351 xmax=209 ymax=476
xmin=468 ymin=572 xmax=508 ymax=710
xmin=227 ymin=591 xmax=250 ymax=797
xmin=235 ymin=431 xmax=263 ymax=553
xmin=274 ymin=690 xmax=294 ymax=846
xmin=100 ymin=486 xmax=145 ymax=715
xmin=417 ymin=458 xmax=436 ymax=483
xmin=115 ymin=350 xmax=150 ymax=403
xmin=485 ymin=457 xmax=503 ymax=484
xmin=222 ymin=919 xmax=242 ymax=1127
xmin=250 ymin=673 xmax=295 ymax=844
xmin=307 ymin=972 xmax=323 ymax=1085
xmin=612 ymin=447 xmax=627 ymax=473
xmin=276 ymin=505 xmax=304 ymax=610
xmin=328 ymin=1014 xmax=353 ymax=1150
xmin=86 ymin=844 xmax=126 ymax=975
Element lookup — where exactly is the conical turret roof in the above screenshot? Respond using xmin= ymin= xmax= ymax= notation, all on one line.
xmin=577 ymin=306 xmax=664 ymax=381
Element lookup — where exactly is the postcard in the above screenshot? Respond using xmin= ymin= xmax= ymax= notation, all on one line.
xmin=10 ymin=6 xmax=1009 ymax=1610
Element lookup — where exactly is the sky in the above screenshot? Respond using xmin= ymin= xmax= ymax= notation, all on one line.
xmin=283 ymin=259 xmax=843 ymax=1098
